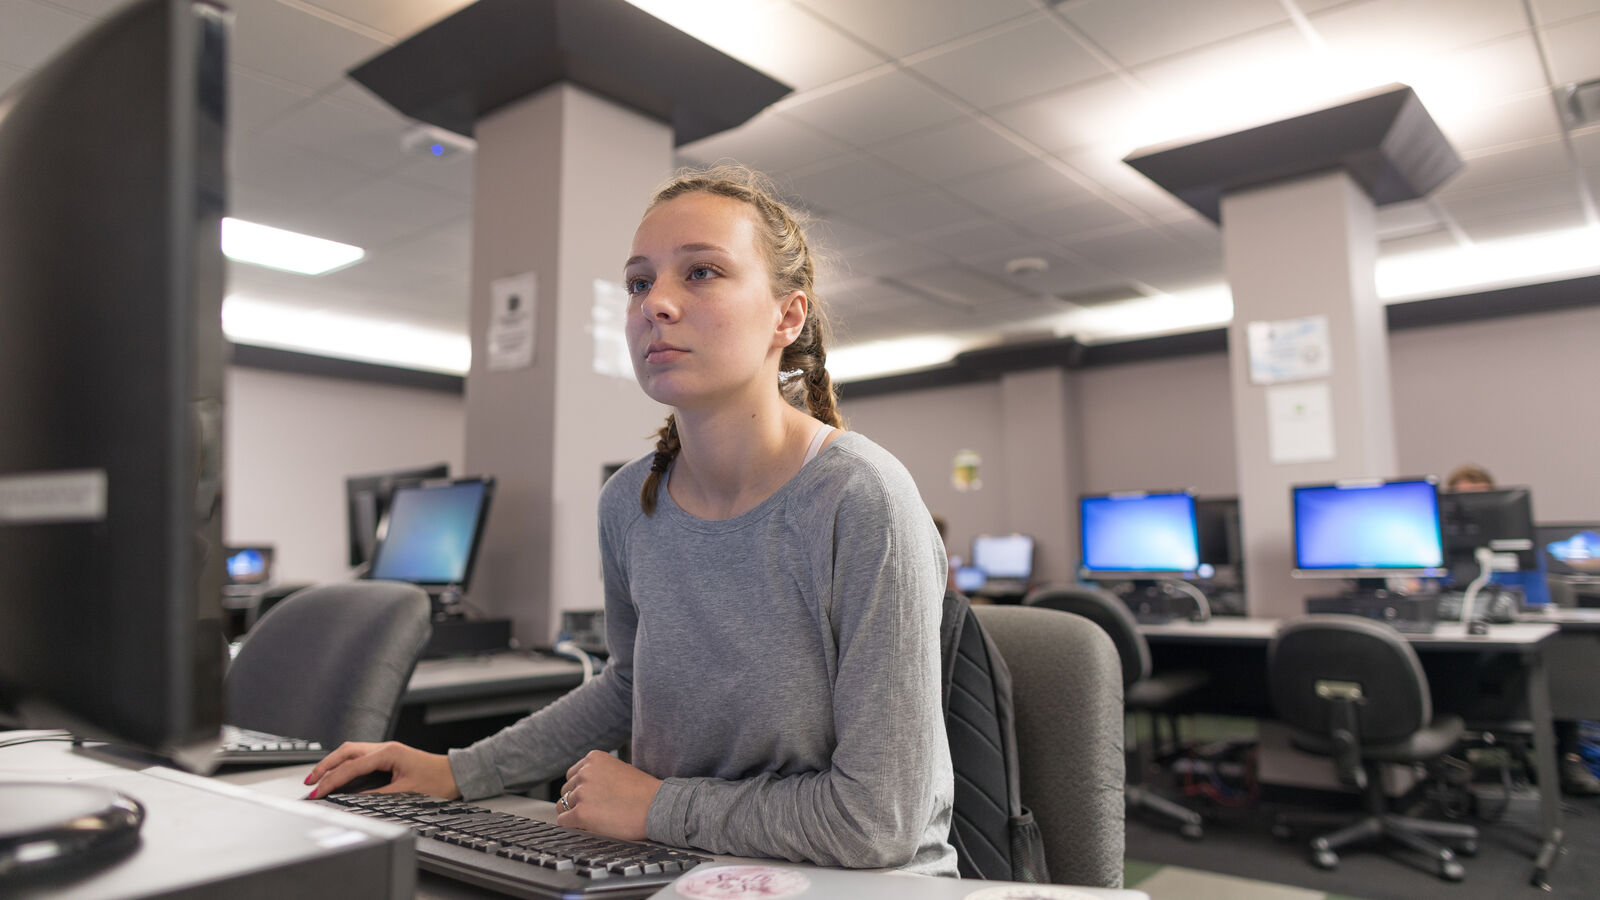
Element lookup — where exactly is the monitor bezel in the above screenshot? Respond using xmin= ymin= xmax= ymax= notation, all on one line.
xmin=365 ymin=476 xmax=496 ymax=591
xmin=1440 ymin=486 xmax=1536 ymax=576
xmin=1535 ymin=522 xmax=1600 ymax=580
xmin=1078 ymin=490 xmax=1202 ymax=581
xmin=1290 ymin=477 xmax=1447 ymax=579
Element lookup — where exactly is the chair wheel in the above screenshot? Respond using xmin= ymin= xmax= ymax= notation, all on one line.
xmin=1180 ymin=823 xmax=1203 ymax=841
xmin=1441 ymin=859 xmax=1464 ymax=881
xmin=1458 ymin=840 xmax=1477 ymax=857
xmin=1312 ymin=849 xmax=1338 ymax=870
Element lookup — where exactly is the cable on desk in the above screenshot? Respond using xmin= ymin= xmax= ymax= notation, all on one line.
xmin=0 ymin=731 xmax=77 ymax=750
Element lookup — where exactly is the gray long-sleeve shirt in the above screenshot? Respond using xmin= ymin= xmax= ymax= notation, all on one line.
xmin=448 ymin=431 xmax=957 ymax=876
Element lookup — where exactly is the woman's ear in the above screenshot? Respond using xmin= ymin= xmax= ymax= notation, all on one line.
xmin=773 ymin=290 xmax=807 ymax=347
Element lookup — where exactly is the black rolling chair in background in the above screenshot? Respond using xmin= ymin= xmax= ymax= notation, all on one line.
xmin=1268 ymin=616 xmax=1478 ymax=882
xmin=1026 ymin=585 xmax=1208 ymax=840
xmin=225 ymin=581 xmax=433 ymax=748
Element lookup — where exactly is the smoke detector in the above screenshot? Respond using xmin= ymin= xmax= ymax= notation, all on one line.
xmin=1004 ymin=256 xmax=1050 ymax=277
xmin=401 ymin=124 xmax=476 ymax=160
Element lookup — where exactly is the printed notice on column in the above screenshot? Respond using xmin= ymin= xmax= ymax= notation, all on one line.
xmin=488 ymin=271 xmax=536 ymax=371
xmin=1267 ymin=382 xmax=1336 ymax=464
xmin=1247 ymin=314 xmax=1331 ymax=384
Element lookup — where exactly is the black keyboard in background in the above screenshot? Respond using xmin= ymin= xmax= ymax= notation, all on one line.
xmin=215 ymin=725 xmax=326 ymax=764
xmin=320 ymin=791 xmax=709 ymax=900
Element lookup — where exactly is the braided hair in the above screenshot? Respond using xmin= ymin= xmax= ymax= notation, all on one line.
xmin=638 ymin=165 xmax=841 ymax=515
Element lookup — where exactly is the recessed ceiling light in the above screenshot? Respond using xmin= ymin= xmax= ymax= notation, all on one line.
xmin=221 ymin=217 xmax=365 ymax=276
xmin=1004 ymin=256 xmax=1050 ymax=277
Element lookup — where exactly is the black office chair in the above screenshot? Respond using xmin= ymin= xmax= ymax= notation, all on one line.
xmin=1268 ymin=615 xmax=1478 ymax=881
xmin=1026 ymin=585 xmax=1207 ymax=840
xmin=225 ymin=581 xmax=433 ymax=748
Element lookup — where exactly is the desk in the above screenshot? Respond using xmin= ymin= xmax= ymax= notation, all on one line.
xmin=0 ymin=737 xmax=1146 ymax=899
xmin=1138 ymin=617 xmax=1563 ymax=888
xmin=1516 ymin=608 xmax=1600 ymax=719
xmin=395 ymin=653 xmax=585 ymax=752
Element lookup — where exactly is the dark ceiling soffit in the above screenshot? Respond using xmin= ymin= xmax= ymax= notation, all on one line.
xmin=229 ymin=343 xmax=465 ymax=395
xmin=838 ymin=273 xmax=1600 ymax=397
xmin=346 ymin=0 xmax=791 ymax=147
xmin=1123 ymin=84 xmax=1462 ymax=223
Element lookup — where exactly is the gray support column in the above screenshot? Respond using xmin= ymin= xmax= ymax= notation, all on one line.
xmin=1222 ymin=171 xmax=1395 ymax=617
xmin=999 ymin=367 xmax=1082 ymax=586
xmin=1125 ymin=85 xmax=1460 ymax=617
xmin=464 ymin=85 xmax=671 ymax=643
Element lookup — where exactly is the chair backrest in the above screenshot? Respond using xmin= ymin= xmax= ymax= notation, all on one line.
xmin=224 ymin=581 xmax=432 ymax=747
xmin=1268 ymin=615 xmax=1432 ymax=745
xmin=1026 ymin=585 xmax=1149 ymax=689
xmin=972 ymin=604 xmax=1126 ymax=889
xmin=939 ymin=590 xmax=1047 ymax=883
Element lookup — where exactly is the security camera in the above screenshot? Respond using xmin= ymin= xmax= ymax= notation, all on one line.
xmin=400 ymin=124 xmax=476 ymax=160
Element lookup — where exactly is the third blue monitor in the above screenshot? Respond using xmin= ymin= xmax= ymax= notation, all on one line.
xmin=1292 ymin=479 xmax=1444 ymax=576
xmin=368 ymin=478 xmax=494 ymax=589
xmin=1080 ymin=492 xmax=1200 ymax=576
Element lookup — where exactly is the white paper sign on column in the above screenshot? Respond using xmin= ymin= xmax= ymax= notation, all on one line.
xmin=1247 ymin=314 xmax=1331 ymax=385
xmin=1267 ymin=381 xmax=1336 ymax=464
xmin=488 ymin=271 xmax=537 ymax=371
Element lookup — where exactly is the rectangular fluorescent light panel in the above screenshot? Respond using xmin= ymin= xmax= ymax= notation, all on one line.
xmin=222 ymin=217 xmax=364 ymax=275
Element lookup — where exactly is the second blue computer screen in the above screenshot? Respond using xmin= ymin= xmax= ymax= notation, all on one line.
xmin=1080 ymin=493 xmax=1199 ymax=573
xmin=1293 ymin=480 xmax=1443 ymax=571
xmin=369 ymin=481 xmax=486 ymax=584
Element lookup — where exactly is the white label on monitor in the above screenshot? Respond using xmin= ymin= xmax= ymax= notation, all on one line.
xmin=0 ymin=469 xmax=107 ymax=524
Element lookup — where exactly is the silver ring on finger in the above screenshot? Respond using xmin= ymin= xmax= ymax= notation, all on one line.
xmin=558 ymin=791 xmax=572 ymax=812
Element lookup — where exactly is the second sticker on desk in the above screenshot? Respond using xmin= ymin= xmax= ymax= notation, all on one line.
xmin=674 ymin=865 xmax=811 ymax=899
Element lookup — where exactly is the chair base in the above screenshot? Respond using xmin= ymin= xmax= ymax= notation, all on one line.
xmin=1127 ymin=785 xmax=1203 ymax=840
xmin=1275 ymin=810 xmax=1477 ymax=882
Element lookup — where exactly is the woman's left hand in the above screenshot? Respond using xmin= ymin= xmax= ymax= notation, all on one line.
xmin=556 ymin=749 xmax=663 ymax=840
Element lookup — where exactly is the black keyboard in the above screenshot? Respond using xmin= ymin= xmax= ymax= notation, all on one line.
xmin=1387 ymin=618 xmax=1437 ymax=634
xmin=215 ymin=725 xmax=326 ymax=764
xmin=320 ymin=791 xmax=709 ymax=899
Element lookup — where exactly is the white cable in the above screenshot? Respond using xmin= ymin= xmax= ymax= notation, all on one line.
xmin=552 ymin=639 xmax=595 ymax=684
xmin=1167 ymin=579 xmax=1212 ymax=621
xmin=1460 ymin=545 xmax=1496 ymax=626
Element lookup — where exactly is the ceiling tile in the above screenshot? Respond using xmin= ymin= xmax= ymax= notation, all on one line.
xmin=1455 ymin=202 xmax=1590 ymax=242
xmin=292 ymin=177 xmax=469 ymax=250
xmin=1008 ymin=199 xmax=1143 ymax=244
xmin=0 ymin=0 xmax=94 ymax=70
xmin=822 ymin=276 xmax=933 ymax=314
xmin=779 ymin=69 xmax=966 ymax=148
xmin=231 ymin=139 xmax=377 ymax=213
xmin=1308 ymin=0 xmax=1529 ymax=60
xmin=1437 ymin=173 xmax=1586 ymax=222
xmin=1449 ymin=140 xmax=1576 ymax=194
xmin=295 ymin=0 xmax=475 ymax=40
xmin=836 ymin=189 xmax=984 ymax=236
xmin=834 ymin=241 xmax=948 ymax=279
xmin=43 ymin=0 xmax=125 ymax=17
xmin=945 ymin=159 xmax=1096 ymax=217
xmin=864 ymin=119 xmax=1033 ymax=183
xmin=633 ymin=0 xmax=885 ymax=93
xmin=1380 ymin=228 xmax=1461 ymax=257
xmin=230 ymin=0 xmax=391 ymax=94
xmin=810 ymin=214 xmax=893 ymax=260
xmin=0 ymin=61 xmax=26 ymax=96
xmin=908 ymin=14 xmax=1110 ymax=109
xmin=259 ymin=94 xmax=416 ymax=174
xmin=991 ymin=76 xmax=1159 ymax=155
xmin=368 ymin=217 xmax=472 ymax=277
xmin=785 ymin=153 xmax=928 ymax=214
xmin=1060 ymin=0 xmax=1288 ymax=68
xmin=794 ymin=0 xmax=1037 ymax=58
xmin=232 ymin=69 xmax=316 ymax=136
xmin=390 ymin=152 xmax=475 ymax=197
xmin=910 ymin=219 xmax=1032 ymax=259
xmin=1574 ymin=127 xmax=1600 ymax=166
xmin=961 ymin=247 xmax=1114 ymax=297
xmin=1542 ymin=12 xmax=1600 ymax=84
xmin=895 ymin=264 xmax=1026 ymax=307
xmin=679 ymin=111 xmax=852 ymax=175
xmin=1532 ymin=0 xmax=1600 ymax=24
xmin=1436 ymin=92 xmax=1566 ymax=153
xmin=1374 ymin=199 xmax=1444 ymax=239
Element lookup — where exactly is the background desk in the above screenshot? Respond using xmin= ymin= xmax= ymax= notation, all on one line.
xmin=396 ymin=653 xmax=585 ymax=753
xmin=1516 ymin=608 xmax=1600 ymax=720
xmin=1137 ymin=617 xmax=1562 ymax=888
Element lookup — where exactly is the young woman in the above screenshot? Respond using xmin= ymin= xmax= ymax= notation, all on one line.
xmin=306 ymin=166 xmax=957 ymax=875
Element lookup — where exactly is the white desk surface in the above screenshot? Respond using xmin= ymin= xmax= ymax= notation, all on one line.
xmin=406 ymin=651 xmax=585 ymax=703
xmin=1138 ymin=616 xmax=1558 ymax=649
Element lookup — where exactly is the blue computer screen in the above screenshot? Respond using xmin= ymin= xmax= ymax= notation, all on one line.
xmin=1080 ymin=493 xmax=1200 ymax=573
xmin=972 ymin=534 xmax=1034 ymax=580
xmin=369 ymin=480 xmax=489 ymax=585
xmin=1293 ymin=480 xmax=1444 ymax=572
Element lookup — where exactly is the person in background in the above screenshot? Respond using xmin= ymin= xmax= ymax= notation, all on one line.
xmin=933 ymin=515 xmax=957 ymax=591
xmin=1446 ymin=463 xmax=1599 ymax=796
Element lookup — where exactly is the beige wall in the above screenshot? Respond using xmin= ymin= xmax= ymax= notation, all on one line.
xmin=1074 ymin=353 xmax=1237 ymax=497
xmin=223 ymin=366 xmax=465 ymax=585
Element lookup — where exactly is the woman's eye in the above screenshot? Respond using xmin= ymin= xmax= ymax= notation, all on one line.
xmin=688 ymin=266 xmax=715 ymax=281
xmin=624 ymin=277 xmax=651 ymax=295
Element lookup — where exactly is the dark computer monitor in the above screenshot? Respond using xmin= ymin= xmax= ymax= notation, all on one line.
xmin=1440 ymin=487 xmax=1536 ymax=581
xmin=1195 ymin=496 xmax=1242 ymax=577
xmin=225 ymin=546 xmax=276 ymax=586
xmin=1079 ymin=491 xmax=1201 ymax=579
xmin=0 ymin=0 xmax=229 ymax=769
xmin=971 ymin=534 xmax=1035 ymax=582
xmin=1291 ymin=478 xmax=1447 ymax=581
xmin=367 ymin=477 xmax=496 ymax=593
xmin=1536 ymin=523 xmax=1600 ymax=578
xmin=344 ymin=462 xmax=450 ymax=567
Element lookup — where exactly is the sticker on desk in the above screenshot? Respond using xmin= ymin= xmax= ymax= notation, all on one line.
xmin=674 ymin=865 xmax=811 ymax=899
xmin=964 ymin=886 xmax=1102 ymax=900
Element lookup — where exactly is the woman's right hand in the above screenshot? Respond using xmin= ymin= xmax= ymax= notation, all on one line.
xmin=304 ymin=740 xmax=460 ymax=799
